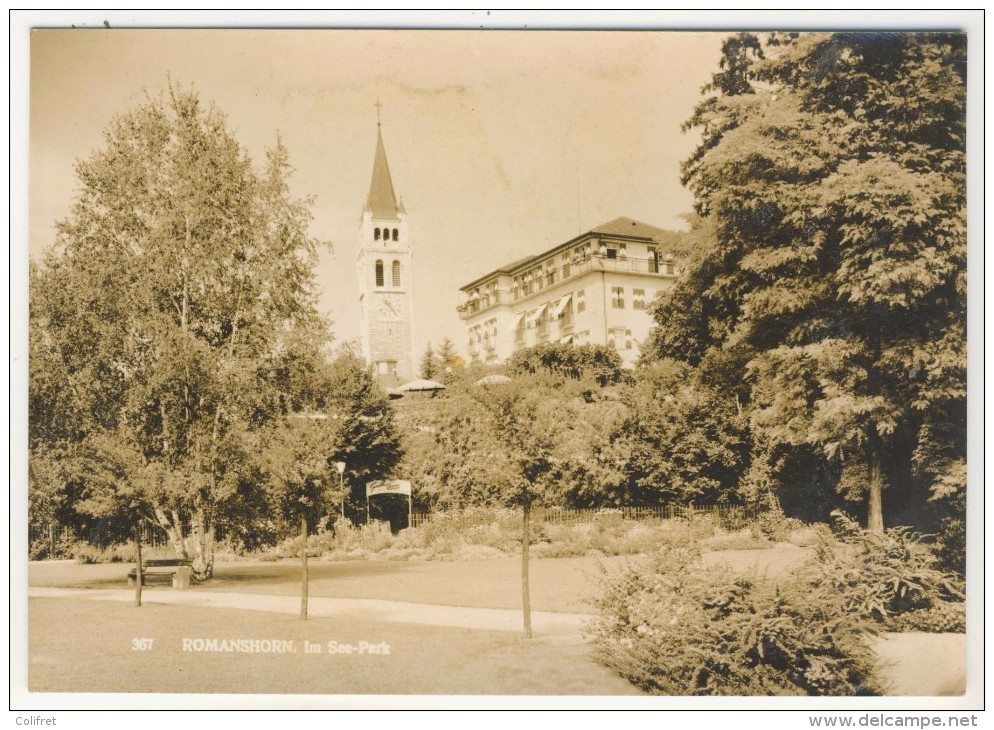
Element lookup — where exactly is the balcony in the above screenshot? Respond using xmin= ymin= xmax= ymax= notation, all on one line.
xmin=457 ymin=289 xmax=509 ymax=319
xmin=509 ymin=256 xmax=672 ymax=303
xmin=459 ymin=254 xmax=675 ymax=318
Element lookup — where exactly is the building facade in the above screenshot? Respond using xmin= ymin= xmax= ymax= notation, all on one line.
xmin=356 ymin=121 xmax=415 ymax=386
xmin=457 ymin=218 xmax=678 ymax=368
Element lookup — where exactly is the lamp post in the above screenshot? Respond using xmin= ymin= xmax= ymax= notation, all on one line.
xmin=335 ymin=461 xmax=346 ymax=520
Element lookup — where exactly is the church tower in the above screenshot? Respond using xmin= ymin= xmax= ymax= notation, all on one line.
xmin=356 ymin=109 xmax=415 ymax=386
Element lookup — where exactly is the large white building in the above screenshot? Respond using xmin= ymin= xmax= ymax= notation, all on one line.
xmin=457 ymin=218 xmax=679 ymax=368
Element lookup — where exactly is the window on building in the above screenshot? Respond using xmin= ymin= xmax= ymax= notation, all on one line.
xmin=374 ymin=227 xmax=381 ymax=241
xmin=633 ymin=289 xmax=646 ymax=310
xmin=392 ymin=260 xmax=401 ymax=287
xmin=561 ymin=300 xmax=574 ymax=328
xmin=485 ymin=319 xmax=498 ymax=350
xmin=576 ymin=289 xmax=586 ymax=312
xmin=647 ymin=246 xmax=659 ymax=273
xmin=392 ymin=228 xmax=399 ymax=242
xmin=610 ymin=328 xmax=633 ymax=351
xmin=536 ymin=309 xmax=548 ymax=338
xmin=575 ymin=330 xmax=590 ymax=346
xmin=606 ymin=246 xmax=617 ymax=259
xmin=375 ymin=260 xmax=384 ymax=287
xmin=611 ymin=287 xmax=625 ymax=309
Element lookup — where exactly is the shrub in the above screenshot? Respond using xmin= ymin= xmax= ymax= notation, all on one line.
xmin=787 ymin=523 xmax=834 ymax=548
xmin=932 ymin=491 xmax=966 ymax=578
xmin=589 ymin=545 xmax=882 ymax=696
xmin=29 ymin=529 xmax=78 ymax=561
xmin=700 ymin=528 xmax=772 ymax=552
xmin=750 ymin=508 xmax=804 ymax=544
xmin=811 ymin=511 xmax=966 ymax=630
xmin=886 ymin=602 xmax=966 ymax=633
xmin=72 ymin=542 xmax=131 ymax=564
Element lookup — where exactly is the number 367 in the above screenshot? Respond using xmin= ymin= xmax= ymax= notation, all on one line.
xmin=132 ymin=638 xmax=154 ymax=651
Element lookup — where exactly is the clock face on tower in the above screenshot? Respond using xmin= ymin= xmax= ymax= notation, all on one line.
xmin=376 ymin=293 xmax=403 ymax=320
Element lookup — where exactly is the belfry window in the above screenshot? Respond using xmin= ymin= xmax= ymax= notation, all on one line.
xmin=392 ymin=260 xmax=401 ymax=287
xmin=392 ymin=229 xmax=399 ymax=241
xmin=374 ymin=228 xmax=381 ymax=241
xmin=375 ymin=260 xmax=384 ymax=287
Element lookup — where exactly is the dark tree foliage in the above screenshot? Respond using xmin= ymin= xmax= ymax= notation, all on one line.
xmin=646 ymin=32 xmax=966 ymax=533
xmin=508 ymin=342 xmax=625 ymax=387
xmin=613 ymin=358 xmax=750 ymax=506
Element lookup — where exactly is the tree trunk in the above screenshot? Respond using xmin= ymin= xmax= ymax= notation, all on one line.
xmin=300 ymin=514 xmax=309 ymax=620
xmin=521 ymin=489 xmax=532 ymax=639
xmin=867 ymin=443 xmax=885 ymax=535
xmin=154 ymin=507 xmax=188 ymax=560
xmin=133 ymin=525 xmax=143 ymax=608
xmin=189 ymin=507 xmax=214 ymax=581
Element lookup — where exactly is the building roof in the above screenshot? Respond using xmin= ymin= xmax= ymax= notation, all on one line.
xmin=591 ymin=216 xmax=670 ymax=240
xmin=364 ymin=126 xmax=401 ymax=221
xmin=460 ymin=217 xmax=674 ymax=291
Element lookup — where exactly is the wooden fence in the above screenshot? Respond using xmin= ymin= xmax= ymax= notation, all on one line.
xmin=28 ymin=522 xmax=225 ymax=555
xmin=408 ymin=504 xmax=760 ymax=531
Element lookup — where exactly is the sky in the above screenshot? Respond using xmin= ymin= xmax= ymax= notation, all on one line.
xmin=29 ymin=26 xmax=725 ymax=360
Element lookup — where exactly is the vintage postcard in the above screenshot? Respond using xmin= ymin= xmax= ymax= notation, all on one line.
xmin=13 ymin=11 xmax=982 ymax=718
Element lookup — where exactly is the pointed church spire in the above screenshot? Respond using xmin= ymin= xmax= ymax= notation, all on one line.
xmin=364 ymin=105 xmax=401 ymax=221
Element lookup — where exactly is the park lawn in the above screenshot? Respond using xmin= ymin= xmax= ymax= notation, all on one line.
xmin=28 ymin=547 xmax=813 ymax=615
xmin=29 ymin=597 xmax=641 ymax=696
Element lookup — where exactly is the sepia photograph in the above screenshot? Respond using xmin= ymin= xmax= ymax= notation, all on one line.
xmin=13 ymin=10 xmax=982 ymax=716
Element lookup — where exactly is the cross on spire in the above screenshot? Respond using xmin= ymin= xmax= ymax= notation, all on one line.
xmin=375 ymin=98 xmax=383 ymax=127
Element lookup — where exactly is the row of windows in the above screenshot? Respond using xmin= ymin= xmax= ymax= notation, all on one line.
xmin=374 ymin=227 xmax=400 ymax=242
xmin=507 ymin=250 xmax=671 ymax=302
xmin=468 ymin=318 xmax=498 ymax=355
xmin=611 ymin=287 xmax=650 ymax=310
xmin=374 ymin=260 xmax=402 ymax=288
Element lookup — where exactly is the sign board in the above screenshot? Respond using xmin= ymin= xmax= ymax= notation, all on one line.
xmin=366 ymin=480 xmax=412 ymax=498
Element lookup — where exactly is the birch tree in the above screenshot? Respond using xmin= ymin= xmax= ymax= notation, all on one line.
xmin=29 ymin=84 xmax=325 ymax=578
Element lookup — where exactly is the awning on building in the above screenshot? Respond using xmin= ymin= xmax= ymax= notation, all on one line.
xmin=550 ymin=293 xmax=572 ymax=319
xmin=527 ymin=302 xmax=548 ymax=327
xmin=513 ymin=310 xmax=526 ymax=329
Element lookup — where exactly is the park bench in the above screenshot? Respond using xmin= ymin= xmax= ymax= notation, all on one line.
xmin=127 ymin=559 xmax=194 ymax=590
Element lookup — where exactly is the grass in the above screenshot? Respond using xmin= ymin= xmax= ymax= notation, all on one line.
xmin=27 ymin=544 xmax=965 ymax=697
xmin=30 ymin=547 xmax=815 ymax=615
xmin=29 ymin=597 xmax=641 ymax=696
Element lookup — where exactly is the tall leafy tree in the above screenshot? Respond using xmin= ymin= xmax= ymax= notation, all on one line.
xmin=473 ymin=374 xmax=563 ymax=638
xmin=259 ymin=415 xmax=340 ymax=619
xmin=30 ymin=84 xmax=326 ymax=577
xmin=613 ymin=358 xmax=750 ymax=506
xmin=320 ymin=347 xmax=404 ymax=519
xmin=652 ymin=32 xmax=966 ymax=532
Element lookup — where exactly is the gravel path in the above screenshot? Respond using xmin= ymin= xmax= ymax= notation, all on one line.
xmin=28 ymin=585 xmax=590 ymax=636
